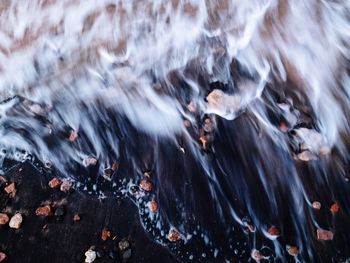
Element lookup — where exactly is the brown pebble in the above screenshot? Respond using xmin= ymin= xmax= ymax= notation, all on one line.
xmin=73 ymin=214 xmax=81 ymax=221
xmin=0 ymin=213 xmax=9 ymax=225
xmin=148 ymin=201 xmax=158 ymax=213
xmin=68 ymin=130 xmax=78 ymax=141
xmin=330 ymin=202 xmax=339 ymax=213
xmin=0 ymin=252 xmax=6 ymax=262
xmin=139 ymin=179 xmax=153 ymax=192
xmin=312 ymin=201 xmax=321 ymax=209
xmin=101 ymin=229 xmax=111 ymax=241
xmin=4 ymin=182 xmax=16 ymax=196
xmin=251 ymin=250 xmax=264 ymax=261
xmin=60 ymin=180 xmax=73 ymax=192
xmin=167 ymin=228 xmax=183 ymax=242
xmin=48 ymin=178 xmax=62 ymax=189
xmin=286 ymin=246 xmax=299 ymax=256
xmin=35 ymin=205 xmax=52 ymax=217
xmin=279 ymin=122 xmax=289 ymax=132
xmin=317 ymin=228 xmax=334 ymax=241
xmin=9 ymin=213 xmax=23 ymax=229
xmin=268 ymin=226 xmax=280 ymax=236
xmin=111 ymin=162 xmax=119 ymax=171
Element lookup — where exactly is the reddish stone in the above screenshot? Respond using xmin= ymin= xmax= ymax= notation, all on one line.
xmin=111 ymin=162 xmax=119 ymax=171
xmin=0 ymin=213 xmax=9 ymax=225
xmin=286 ymin=246 xmax=299 ymax=256
xmin=48 ymin=177 xmax=62 ymax=189
xmin=279 ymin=122 xmax=289 ymax=132
xmin=167 ymin=228 xmax=183 ymax=242
xmin=73 ymin=214 xmax=81 ymax=221
xmin=312 ymin=201 xmax=321 ymax=209
xmin=251 ymin=250 xmax=264 ymax=261
xmin=317 ymin=228 xmax=334 ymax=241
xmin=0 ymin=252 xmax=6 ymax=262
xmin=68 ymin=130 xmax=78 ymax=141
xmin=330 ymin=203 xmax=339 ymax=213
xmin=101 ymin=229 xmax=111 ymax=241
xmin=35 ymin=205 xmax=52 ymax=217
xmin=148 ymin=201 xmax=158 ymax=213
xmin=139 ymin=179 xmax=153 ymax=192
xmin=4 ymin=182 xmax=16 ymax=196
xmin=60 ymin=180 xmax=73 ymax=192
xmin=268 ymin=226 xmax=280 ymax=236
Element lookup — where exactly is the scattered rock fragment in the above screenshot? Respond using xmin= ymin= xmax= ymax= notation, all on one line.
xmin=68 ymin=130 xmax=78 ymax=142
xmin=4 ymin=182 xmax=16 ymax=197
xmin=0 ymin=252 xmax=6 ymax=262
xmin=35 ymin=205 xmax=52 ymax=217
xmin=312 ymin=201 xmax=321 ymax=210
xmin=139 ymin=179 xmax=152 ymax=192
xmin=286 ymin=246 xmax=299 ymax=256
xmin=203 ymin=117 xmax=214 ymax=133
xmin=84 ymin=249 xmax=96 ymax=263
xmin=317 ymin=228 xmax=334 ymax=241
xmin=9 ymin=213 xmax=23 ymax=229
xmin=118 ymin=240 xmax=130 ymax=251
xmin=251 ymin=249 xmax=264 ymax=261
xmin=279 ymin=122 xmax=289 ymax=132
xmin=111 ymin=162 xmax=119 ymax=172
xmin=60 ymin=180 xmax=73 ymax=192
xmin=267 ymin=226 xmax=280 ymax=237
xmin=48 ymin=178 xmax=62 ymax=189
xmin=167 ymin=227 xmax=183 ymax=242
xmin=330 ymin=202 xmax=339 ymax=213
xmin=0 ymin=213 xmax=9 ymax=225
xmin=187 ymin=101 xmax=197 ymax=113
xmin=148 ymin=200 xmax=158 ymax=213
xmin=73 ymin=214 xmax=81 ymax=222
xmin=101 ymin=229 xmax=111 ymax=241
xmin=83 ymin=157 xmax=97 ymax=167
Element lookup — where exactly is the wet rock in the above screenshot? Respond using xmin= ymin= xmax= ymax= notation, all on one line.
xmin=103 ymin=168 xmax=114 ymax=180
xmin=84 ymin=249 xmax=96 ymax=263
xmin=60 ymin=180 xmax=73 ymax=192
xmin=35 ymin=205 xmax=52 ymax=217
xmin=73 ymin=214 xmax=81 ymax=222
xmin=317 ymin=228 xmax=334 ymax=241
xmin=148 ymin=200 xmax=158 ymax=213
xmin=118 ymin=240 xmax=130 ymax=251
xmin=187 ymin=101 xmax=197 ymax=113
xmin=68 ymin=130 xmax=78 ymax=142
xmin=48 ymin=178 xmax=62 ymax=189
xmin=0 ymin=213 xmax=9 ymax=225
xmin=297 ymin=151 xmax=317 ymax=161
xmin=251 ymin=249 xmax=264 ymax=261
xmin=139 ymin=179 xmax=152 ymax=192
xmin=206 ymin=89 xmax=241 ymax=119
xmin=167 ymin=228 xmax=183 ymax=242
xmin=203 ymin=118 xmax=214 ymax=133
xmin=101 ymin=229 xmax=111 ymax=241
xmin=330 ymin=202 xmax=340 ymax=213
xmin=111 ymin=162 xmax=119 ymax=172
xmin=286 ymin=246 xmax=299 ymax=256
xmin=122 ymin=249 xmax=132 ymax=260
xmin=0 ymin=252 xmax=6 ymax=262
xmin=279 ymin=122 xmax=289 ymax=132
xmin=83 ymin=157 xmax=97 ymax=167
xmin=267 ymin=226 xmax=280 ymax=237
xmin=4 ymin=182 xmax=16 ymax=197
xmin=312 ymin=201 xmax=321 ymax=209
xmin=9 ymin=213 xmax=23 ymax=229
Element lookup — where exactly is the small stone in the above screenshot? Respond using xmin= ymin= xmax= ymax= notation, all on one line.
xmin=122 ymin=249 xmax=132 ymax=259
xmin=60 ymin=180 xmax=73 ymax=192
xmin=84 ymin=249 xmax=96 ymax=263
xmin=83 ymin=157 xmax=97 ymax=167
xmin=317 ymin=228 xmax=334 ymax=240
xmin=330 ymin=202 xmax=340 ymax=213
xmin=9 ymin=213 xmax=23 ymax=229
xmin=167 ymin=228 xmax=183 ymax=242
xmin=143 ymin=171 xmax=151 ymax=178
xmin=139 ymin=179 xmax=152 ymax=192
xmin=4 ymin=182 xmax=16 ymax=196
xmin=286 ymin=246 xmax=299 ymax=256
xmin=312 ymin=201 xmax=321 ymax=210
xmin=251 ymin=249 xmax=264 ymax=261
xmin=73 ymin=214 xmax=81 ymax=221
xmin=118 ymin=240 xmax=130 ymax=251
xmin=148 ymin=200 xmax=158 ymax=213
xmin=68 ymin=130 xmax=78 ymax=141
xmin=267 ymin=226 xmax=280 ymax=237
xmin=48 ymin=178 xmax=62 ymax=189
xmin=203 ymin=118 xmax=214 ymax=133
xmin=0 ymin=213 xmax=9 ymax=225
xmin=101 ymin=229 xmax=111 ymax=241
xmin=111 ymin=162 xmax=119 ymax=171
xmin=279 ymin=122 xmax=289 ymax=132
xmin=0 ymin=252 xmax=6 ymax=262
xmin=35 ymin=205 xmax=52 ymax=217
